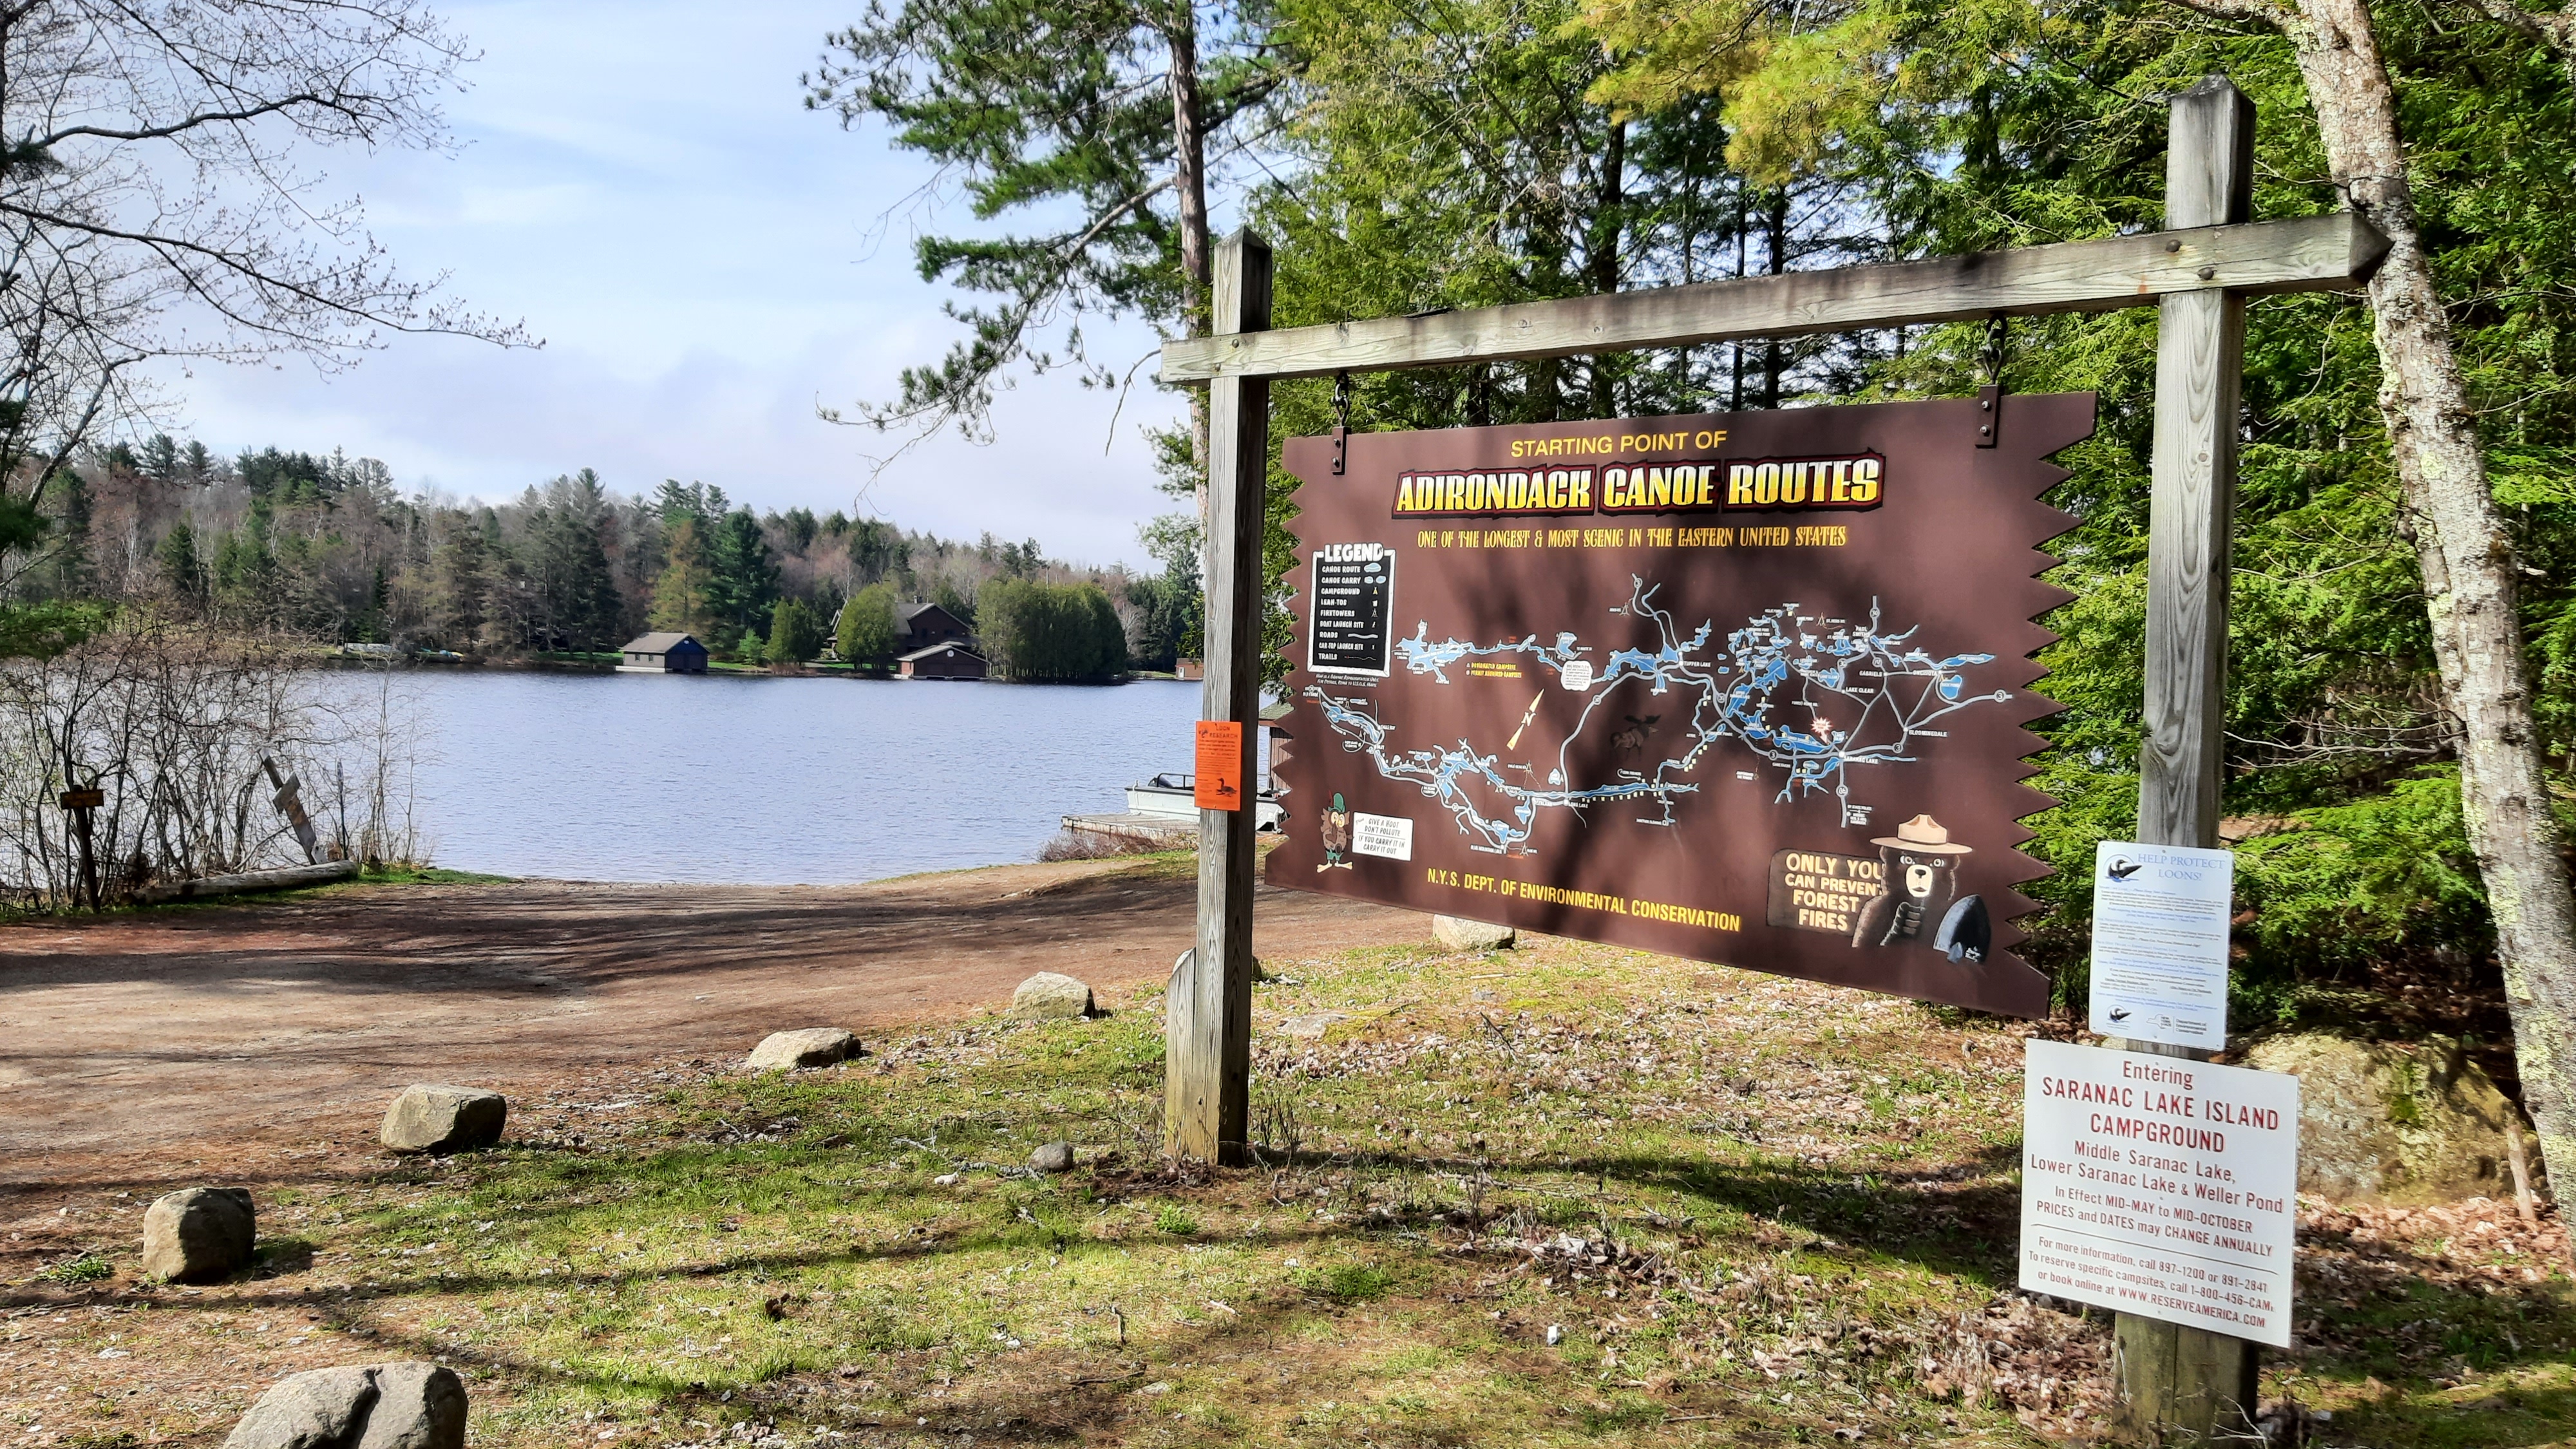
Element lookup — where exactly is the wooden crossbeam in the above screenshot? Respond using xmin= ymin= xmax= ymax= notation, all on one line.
xmin=1158 ymin=213 xmax=2384 ymax=383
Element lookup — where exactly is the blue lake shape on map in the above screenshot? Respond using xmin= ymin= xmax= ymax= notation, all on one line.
xmin=1310 ymin=578 xmax=2012 ymax=855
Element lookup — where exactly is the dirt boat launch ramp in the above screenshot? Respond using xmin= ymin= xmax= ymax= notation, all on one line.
xmin=0 ymin=860 xmax=1425 ymax=1176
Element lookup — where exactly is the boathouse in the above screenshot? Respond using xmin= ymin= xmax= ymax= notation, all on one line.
xmin=618 ymin=632 xmax=710 ymax=674
xmin=898 ymin=641 xmax=987 ymax=680
xmin=897 ymin=601 xmax=972 ymax=654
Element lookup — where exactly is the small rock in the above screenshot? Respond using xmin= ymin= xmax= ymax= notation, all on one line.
xmin=1281 ymin=1012 xmax=1346 ymax=1040
xmin=1432 ymin=915 xmax=1516 ymax=952
xmin=744 ymin=1028 xmax=861 ymax=1072
xmin=1030 ymin=1141 xmax=1075 ymax=1174
xmin=140 ymin=1187 xmax=254 ymax=1283
xmin=222 ymin=1361 xmax=465 ymax=1449
xmin=1546 ymin=1323 xmax=1566 ymax=1347
xmin=359 ymin=1363 xmax=468 ymax=1449
xmin=223 ymin=1365 xmax=372 ymax=1449
xmin=1012 ymin=971 xmax=1095 ymax=1021
xmin=380 ymin=1085 xmax=507 ymax=1155
xmin=933 ymin=1173 xmax=961 ymax=1187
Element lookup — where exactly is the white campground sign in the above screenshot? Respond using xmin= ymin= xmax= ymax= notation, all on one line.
xmin=2020 ymin=1039 xmax=2299 ymax=1347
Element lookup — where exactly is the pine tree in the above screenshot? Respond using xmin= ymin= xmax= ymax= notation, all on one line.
xmin=650 ymin=515 xmax=717 ymax=638
xmin=706 ymin=507 xmax=779 ymax=649
xmin=847 ymin=518 xmax=903 ymax=585
xmin=139 ymin=433 xmax=179 ymax=484
xmin=430 ymin=515 xmax=488 ymax=649
xmin=766 ymin=598 xmax=826 ymax=665
xmin=534 ymin=506 xmax=620 ymax=651
xmin=156 ymin=522 xmax=204 ymax=603
xmin=213 ymin=524 xmax=276 ymax=623
xmin=48 ymin=470 xmax=91 ymax=598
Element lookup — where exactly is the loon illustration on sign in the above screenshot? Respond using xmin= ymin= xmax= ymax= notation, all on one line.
xmin=1266 ymin=397 xmax=2093 ymax=1018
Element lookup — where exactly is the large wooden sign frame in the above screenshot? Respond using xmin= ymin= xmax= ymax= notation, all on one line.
xmin=1160 ymin=78 xmax=2382 ymax=1442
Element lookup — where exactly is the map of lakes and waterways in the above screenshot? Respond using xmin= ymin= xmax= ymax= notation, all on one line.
xmin=1318 ymin=583 xmax=2013 ymax=852
xmin=1267 ymin=396 xmax=2097 ymax=1018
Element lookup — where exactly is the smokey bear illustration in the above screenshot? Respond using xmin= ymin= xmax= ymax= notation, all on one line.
xmin=1851 ymin=815 xmax=1993 ymax=963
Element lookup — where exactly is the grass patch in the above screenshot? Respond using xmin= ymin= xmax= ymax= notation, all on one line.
xmin=356 ymin=865 xmax=514 ymax=886
xmin=15 ymin=931 xmax=2570 ymax=1447
xmin=39 ymin=1253 xmax=113 ymax=1285
xmin=1296 ymin=1262 xmax=1391 ymax=1302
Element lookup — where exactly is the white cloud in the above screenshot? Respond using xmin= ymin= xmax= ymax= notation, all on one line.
xmin=145 ymin=0 xmax=1189 ymax=570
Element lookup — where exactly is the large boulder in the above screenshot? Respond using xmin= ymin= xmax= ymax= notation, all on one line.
xmin=380 ymin=1085 xmax=507 ymax=1155
xmin=1012 ymin=972 xmax=1095 ymax=1021
xmin=141 ymin=1186 xmax=254 ymax=1283
xmin=745 ymin=1027 xmax=862 ymax=1072
xmin=2242 ymin=1034 xmax=2526 ymax=1204
xmin=222 ymin=1362 xmax=466 ymax=1449
xmin=1432 ymin=914 xmax=1516 ymax=952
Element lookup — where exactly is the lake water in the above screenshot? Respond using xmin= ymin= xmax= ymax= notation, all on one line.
xmin=363 ymin=671 xmax=1206 ymax=884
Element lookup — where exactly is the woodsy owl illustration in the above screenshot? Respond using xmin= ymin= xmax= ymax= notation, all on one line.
xmin=1318 ymin=792 xmax=1354 ymax=871
xmin=1851 ymin=814 xmax=1992 ymax=963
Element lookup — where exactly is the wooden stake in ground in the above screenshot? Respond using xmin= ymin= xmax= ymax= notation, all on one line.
xmin=2110 ymin=77 xmax=2263 ymax=1445
xmin=59 ymin=782 xmax=104 ymax=911
xmin=1168 ymin=230 xmax=1271 ymax=1166
xmin=261 ymin=757 xmax=321 ymax=865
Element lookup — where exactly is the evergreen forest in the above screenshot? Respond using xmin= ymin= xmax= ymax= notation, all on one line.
xmin=18 ymin=439 xmax=1191 ymax=677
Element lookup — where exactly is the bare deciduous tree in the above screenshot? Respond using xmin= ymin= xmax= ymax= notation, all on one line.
xmin=0 ymin=0 xmax=527 ymax=587
xmin=0 ymin=612 xmax=424 ymax=908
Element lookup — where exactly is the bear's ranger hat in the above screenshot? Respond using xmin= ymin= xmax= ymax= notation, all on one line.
xmin=1872 ymin=813 xmax=1974 ymax=855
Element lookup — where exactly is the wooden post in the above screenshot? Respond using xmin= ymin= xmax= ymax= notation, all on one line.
xmin=60 ymin=785 xmax=103 ymax=912
xmin=1168 ymin=229 xmax=1272 ymax=1165
xmin=2115 ymin=75 xmax=2259 ymax=1445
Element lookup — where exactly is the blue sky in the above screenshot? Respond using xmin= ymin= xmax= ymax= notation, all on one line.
xmin=161 ymin=0 xmax=1189 ymax=570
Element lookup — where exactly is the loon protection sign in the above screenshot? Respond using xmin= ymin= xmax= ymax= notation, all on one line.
xmin=2088 ymin=840 xmax=2237 ymax=1048
xmin=1267 ymin=396 xmax=2094 ymax=1017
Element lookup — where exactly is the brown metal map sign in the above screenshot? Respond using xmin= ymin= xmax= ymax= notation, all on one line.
xmin=1269 ymin=395 xmax=2094 ymax=1018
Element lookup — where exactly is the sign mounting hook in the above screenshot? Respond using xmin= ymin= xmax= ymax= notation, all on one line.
xmin=1976 ymin=313 xmax=2009 ymax=449
xmin=1331 ymin=370 xmax=1353 ymax=475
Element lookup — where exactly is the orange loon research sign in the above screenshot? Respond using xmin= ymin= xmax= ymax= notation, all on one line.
xmin=1270 ymin=395 xmax=2095 ymax=1018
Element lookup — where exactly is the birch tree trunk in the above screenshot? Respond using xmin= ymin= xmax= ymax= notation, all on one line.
xmin=2237 ymin=0 xmax=2576 ymax=1195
